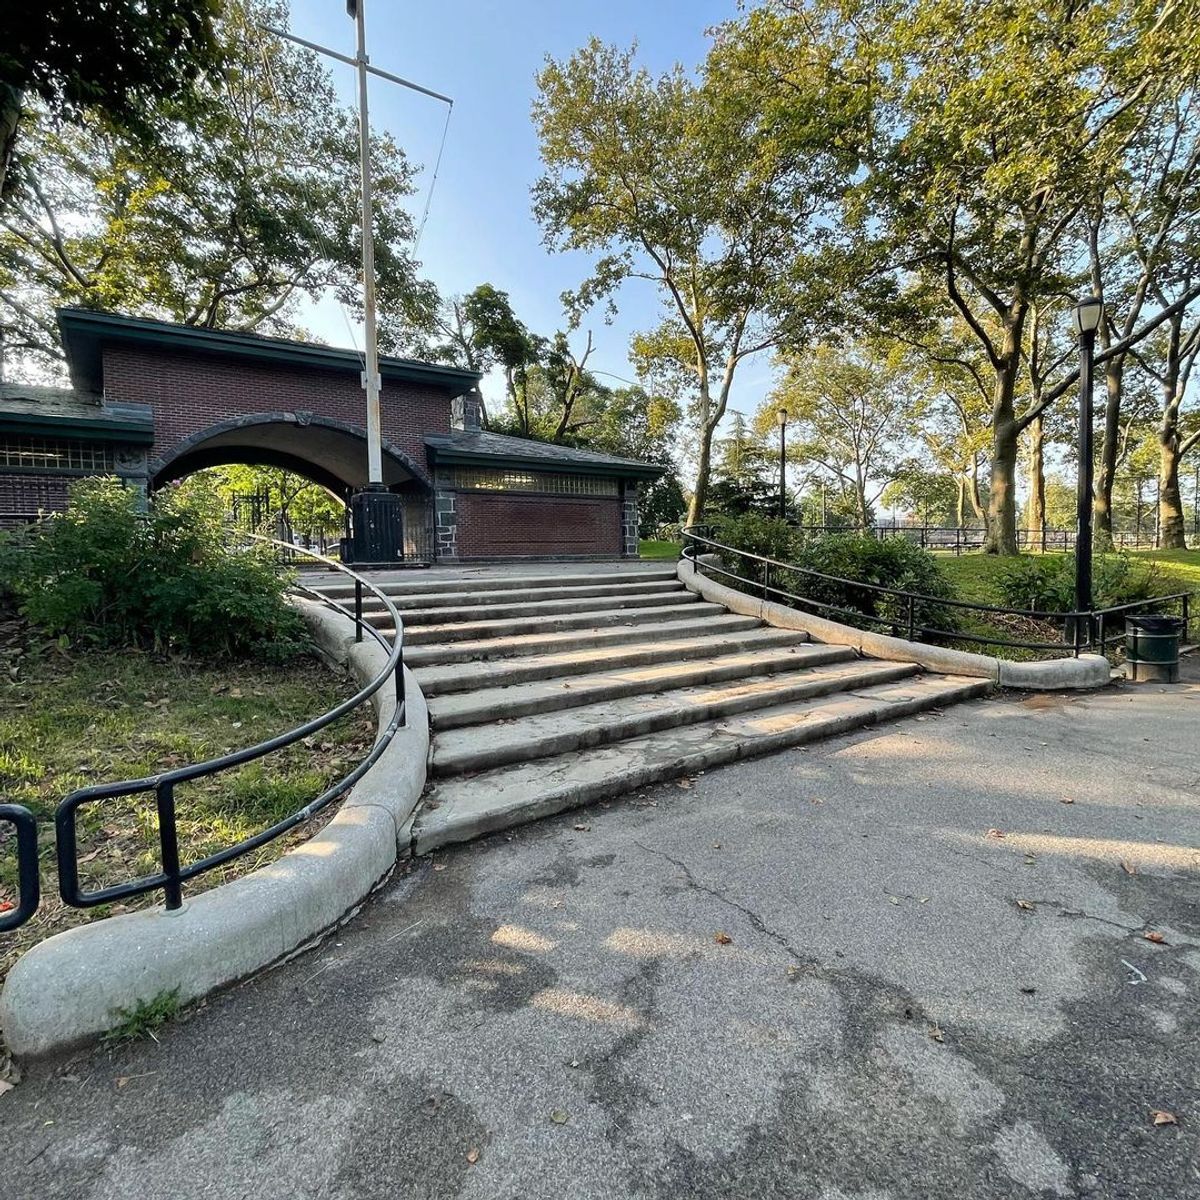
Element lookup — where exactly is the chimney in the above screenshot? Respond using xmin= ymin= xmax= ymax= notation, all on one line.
xmin=451 ymin=388 xmax=483 ymax=433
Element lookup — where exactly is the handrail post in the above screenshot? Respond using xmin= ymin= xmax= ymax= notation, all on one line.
xmin=907 ymin=593 xmax=916 ymax=641
xmin=0 ymin=804 xmax=40 ymax=932
xmin=156 ymin=781 xmax=184 ymax=910
xmin=355 ymin=579 xmax=363 ymax=643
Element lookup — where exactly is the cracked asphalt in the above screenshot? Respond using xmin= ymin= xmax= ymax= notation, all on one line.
xmin=4 ymin=667 xmax=1200 ymax=1199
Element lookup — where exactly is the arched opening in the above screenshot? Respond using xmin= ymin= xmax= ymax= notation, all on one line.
xmin=151 ymin=414 xmax=435 ymax=562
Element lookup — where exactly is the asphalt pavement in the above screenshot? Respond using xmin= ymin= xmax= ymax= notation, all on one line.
xmin=4 ymin=666 xmax=1199 ymax=1199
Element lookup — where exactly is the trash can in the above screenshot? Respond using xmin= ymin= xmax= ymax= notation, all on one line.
xmin=1125 ymin=614 xmax=1183 ymax=683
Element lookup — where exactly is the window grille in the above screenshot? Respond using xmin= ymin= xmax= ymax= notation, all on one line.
xmin=0 ymin=435 xmax=115 ymax=473
xmin=452 ymin=468 xmax=617 ymax=496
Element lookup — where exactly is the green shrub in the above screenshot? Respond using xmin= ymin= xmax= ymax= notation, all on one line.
xmin=711 ymin=513 xmax=797 ymax=587
xmin=784 ymin=534 xmax=959 ymax=633
xmin=0 ymin=478 xmax=309 ymax=659
xmin=995 ymin=552 xmax=1158 ymax=613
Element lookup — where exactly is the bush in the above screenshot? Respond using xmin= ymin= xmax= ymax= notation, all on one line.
xmin=0 ymin=478 xmax=309 ymax=659
xmin=785 ymin=533 xmax=959 ymax=633
xmin=711 ymin=513 xmax=797 ymax=588
xmin=995 ymin=552 xmax=1158 ymax=613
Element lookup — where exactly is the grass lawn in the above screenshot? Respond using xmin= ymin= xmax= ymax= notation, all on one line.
xmin=0 ymin=630 xmax=374 ymax=981
xmin=639 ymin=538 xmax=681 ymax=560
xmin=937 ymin=546 xmax=1200 ymax=606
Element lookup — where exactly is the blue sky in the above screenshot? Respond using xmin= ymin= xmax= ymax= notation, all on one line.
xmin=289 ymin=0 xmax=775 ymax=423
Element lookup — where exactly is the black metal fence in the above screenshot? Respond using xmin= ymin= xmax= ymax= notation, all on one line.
xmin=794 ymin=523 xmax=1167 ymax=555
xmin=0 ymin=536 xmax=404 ymax=931
xmin=682 ymin=526 xmax=1195 ymax=659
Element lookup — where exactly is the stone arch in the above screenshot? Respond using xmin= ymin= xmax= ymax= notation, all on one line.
xmin=149 ymin=412 xmax=431 ymax=494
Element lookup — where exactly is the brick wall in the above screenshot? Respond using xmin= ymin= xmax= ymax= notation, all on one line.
xmin=0 ymin=472 xmax=70 ymax=515
xmin=456 ymin=493 xmax=622 ymax=558
xmin=102 ymin=346 xmax=452 ymax=476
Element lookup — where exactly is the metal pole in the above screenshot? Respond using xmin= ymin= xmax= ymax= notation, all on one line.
xmin=1075 ymin=325 xmax=1095 ymax=640
xmin=778 ymin=418 xmax=787 ymax=519
xmin=355 ymin=1 xmax=383 ymax=487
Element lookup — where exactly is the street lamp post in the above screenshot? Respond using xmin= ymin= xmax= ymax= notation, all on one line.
xmin=1072 ymin=295 xmax=1103 ymax=646
xmin=776 ymin=407 xmax=788 ymax=519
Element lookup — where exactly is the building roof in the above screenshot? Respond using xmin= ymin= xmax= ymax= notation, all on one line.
xmin=57 ymin=308 xmax=483 ymax=397
xmin=424 ymin=429 xmax=665 ymax=480
xmin=0 ymin=382 xmax=155 ymax=444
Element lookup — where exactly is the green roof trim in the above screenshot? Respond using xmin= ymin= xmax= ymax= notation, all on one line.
xmin=57 ymin=308 xmax=482 ymax=396
xmin=0 ymin=410 xmax=155 ymax=444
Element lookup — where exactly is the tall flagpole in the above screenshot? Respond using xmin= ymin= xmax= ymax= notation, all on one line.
xmin=352 ymin=0 xmax=383 ymax=486
xmin=263 ymin=5 xmax=452 ymax=563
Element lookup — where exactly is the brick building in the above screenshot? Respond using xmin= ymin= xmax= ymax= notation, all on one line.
xmin=0 ymin=309 xmax=662 ymax=562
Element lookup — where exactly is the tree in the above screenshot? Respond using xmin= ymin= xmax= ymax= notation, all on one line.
xmin=1085 ymin=86 xmax=1200 ymax=546
xmin=739 ymin=0 xmax=1199 ymax=552
xmin=1 ymin=0 xmax=221 ymax=202
xmin=708 ymin=412 xmax=779 ymax=518
xmin=765 ymin=344 xmax=920 ymax=531
xmin=882 ymin=469 xmax=958 ymax=527
xmin=533 ymin=37 xmax=855 ymax=525
xmin=0 ymin=0 xmax=435 ymax=376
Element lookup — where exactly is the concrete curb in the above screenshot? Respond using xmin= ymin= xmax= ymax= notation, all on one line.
xmin=678 ymin=558 xmax=1110 ymax=692
xmin=0 ymin=602 xmax=427 ymax=1058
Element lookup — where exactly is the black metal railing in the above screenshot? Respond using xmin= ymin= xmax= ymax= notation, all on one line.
xmin=792 ymin=523 xmax=1167 ymax=555
xmin=1 ymin=535 xmax=404 ymax=931
xmin=0 ymin=804 xmax=40 ymax=934
xmin=682 ymin=526 xmax=1195 ymax=658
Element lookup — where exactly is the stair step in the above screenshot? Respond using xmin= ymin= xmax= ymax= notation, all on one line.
xmin=390 ymin=589 xmax=693 ymax=627
xmin=401 ymin=601 xmax=721 ymax=646
xmin=314 ymin=566 xmax=679 ymax=600
xmin=403 ymin=612 xmax=764 ymax=669
xmin=365 ymin=579 xmax=684 ymax=612
xmin=428 ymin=642 xmax=858 ymax=730
xmin=432 ymin=660 xmax=920 ymax=776
xmin=411 ymin=625 xmax=812 ymax=696
xmin=413 ymin=675 xmax=992 ymax=852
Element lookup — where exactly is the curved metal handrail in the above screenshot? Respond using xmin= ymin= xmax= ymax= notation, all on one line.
xmin=53 ymin=535 xmax=407 ymax=914
xmin=681 ymin=525 xmax=1195 ymax=656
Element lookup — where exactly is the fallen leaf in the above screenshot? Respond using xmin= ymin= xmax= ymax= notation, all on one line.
xmin=986 ymin=828 xmax=1006 ymax=839
xmin=1151 ymin=1110 xmax=1178 ymax=1126
xmin=714 ymin=931 xmax=733 ymax=945
xmin=432 ymin=864 xmax=447 ymax=872
xmin=466 ymin=1148 xmax=480 ymax=1164
xmin=1023 ymin=857 xmax=1037 ymax=866
xmin=1120 ymin=860 xmax=1137 ymax=876
xmin=1016 ymin=899 xmax=1036 ymax=911
xmin=1060 ymin=797 xmax=1075 ymax=805
xmin=550 ymin=1109 xmax=569 ymax=1125
xmin=929 ymin=1023 xmax=945 ymax=1043
xmin=712 ymin=841 xmax=721 ymax=849
xmin=1144 ymin=931 xmax=1167 ymax=944
xmin=677 ymin=777 xmax=693 ymax=789
xmin=573 ymin=823 xmax=590 ymax=832
xmin=888 ymin=896 xmax=901 ymax=906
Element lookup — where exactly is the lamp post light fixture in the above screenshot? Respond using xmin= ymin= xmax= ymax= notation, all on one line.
xmin=1071 ymin=294 xmax=1103 ymax=644
xmin=776 ymin=407 xmax=789 ymax=519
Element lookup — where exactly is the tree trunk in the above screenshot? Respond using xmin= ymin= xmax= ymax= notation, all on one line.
xmin=1159 ymin=408 xmax=1188 ymax=550
xmin=984 ymin=324 xmax=1023 ymax=555
xmin=687 ymin=422 xmax=716 ymax=526
xmin=1158 ymin=315 xmax=1188 ymax=550
xmin=1026 ymin=413 xmax=1045 ymax=548
xmin=1094 ymin=357 xmax=1124 ymax=550
xmin=0 ymin=85 xmax=20 ymax=207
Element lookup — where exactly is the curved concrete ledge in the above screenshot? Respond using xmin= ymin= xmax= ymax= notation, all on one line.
xmin=678 ymin=558 xmax=1110 ymax=692
xmin=0 ymin=602 xmax=427 ymax=1058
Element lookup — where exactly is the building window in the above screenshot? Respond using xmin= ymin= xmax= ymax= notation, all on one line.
xmin=452 ymin=468 xmax=618 ymax=496
xmin=0 ymin=435 xmax=115 ymax=473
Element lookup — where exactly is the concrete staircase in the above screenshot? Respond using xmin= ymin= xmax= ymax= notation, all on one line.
xmin=313 ymin=566 xmax=989 ymax=852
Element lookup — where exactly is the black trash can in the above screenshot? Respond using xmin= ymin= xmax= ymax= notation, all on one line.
xmin=1125 ymin=614 xmax=1183 ymax=683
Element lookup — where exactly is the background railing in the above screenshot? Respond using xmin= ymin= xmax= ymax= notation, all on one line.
xmin=791 ymin=523 xmax=1166 ymax=555
xmin=1 ymin=535 xmax=403 ymax=931
xmin=682 ymin=526 xmax=1195 ymax=659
